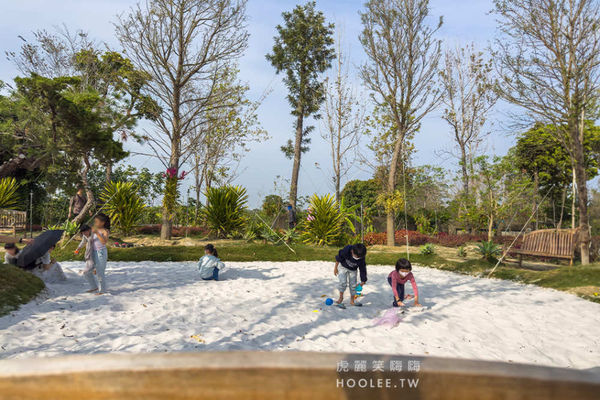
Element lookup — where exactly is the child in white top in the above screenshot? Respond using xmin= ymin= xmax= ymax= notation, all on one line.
xmin=74 ymin=224 xmax=95 ymax=274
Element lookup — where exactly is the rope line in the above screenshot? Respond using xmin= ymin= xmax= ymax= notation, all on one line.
xmin=487 ymin=185 xmax=554 ymax=278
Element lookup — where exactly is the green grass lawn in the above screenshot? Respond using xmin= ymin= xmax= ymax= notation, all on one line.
xmin=0 ymin=264 xmax=45 ymax=316
xmin=51 ymin=241 xmax=600 ymax=303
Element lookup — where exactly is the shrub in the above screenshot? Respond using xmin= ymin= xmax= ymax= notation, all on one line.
xmin=280 ymin=227 xmax=300 ymax=244
xmin=202 ymin=186 xmax=248 ymax=238
xmin=457 ymin=245 xmax=467 ymax=258
xmin=0 ymin=177 xmax=20 ymax=209
xmin=364 ymin=232 xmax=386 ymax=246
xmin=419 ymin=243 xmax=436 ymax=255
xmin=302 ymin=194 xmax=343 ymax=246
xmin=172 ymin=226 xmax=209 ymax=237
xmin=395 ymin=230 xmax=429 ymax=246
xmin=135 ymin=224 xmax=208 ymax=237
xmin=48 ymin=220 xmax=79 ymax=236
xmin=363 ymin=230 xmax=519 ymax=248
xmin=475 ymin=241 xmax=502 ymax=261
xmin=101 ymin=181 xmax=146 ymax=236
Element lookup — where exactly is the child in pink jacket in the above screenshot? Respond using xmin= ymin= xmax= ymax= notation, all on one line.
xmin=387 ymin=258 xmax=421 ymax=307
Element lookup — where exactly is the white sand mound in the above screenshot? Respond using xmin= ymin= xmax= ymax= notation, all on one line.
xmin=0 ymin=261 xmax=598 ymax=369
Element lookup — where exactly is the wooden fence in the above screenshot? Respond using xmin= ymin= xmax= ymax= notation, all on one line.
xmin=0 ymin=352 xmax=598 ymax=400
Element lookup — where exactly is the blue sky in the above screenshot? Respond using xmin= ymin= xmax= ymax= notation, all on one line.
xmin=0 ymin=0 xmax=514 ymax=207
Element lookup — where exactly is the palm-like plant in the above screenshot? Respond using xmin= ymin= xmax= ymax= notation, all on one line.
xmin=100 ymin=181 xmax=146 ymax=236
xmin=339 ymin=197 xmax=359 ymax=234
xmin=202 ymin=186 xmax=248 ymax=238
xmin=0 ymin=177 xmax=20 ymax=209
xmin=302 ymin=194 xmax=343 ymax=246
xmin=476 ymin=241 xmax=502 ymax=261
xmin=419 ymin=243 xmax=436 ymax=255
xmin=48 ymin=220 xmax=80 ymax=236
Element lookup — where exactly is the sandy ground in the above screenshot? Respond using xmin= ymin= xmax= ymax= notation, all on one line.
xmin=0 ymin=261 xmax=599 ymax=369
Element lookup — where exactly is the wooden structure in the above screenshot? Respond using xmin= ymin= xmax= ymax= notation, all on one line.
xmin=0 ymin=352 xmax=598 ymax=400
xmin=0 ymin=209 xmax=26 ymax=236
xmin=507 ymin=228 xmax=579 ymax=266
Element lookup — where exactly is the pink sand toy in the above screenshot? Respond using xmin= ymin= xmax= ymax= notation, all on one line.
xmin=373 ymin=308 xmax=400 ymax=327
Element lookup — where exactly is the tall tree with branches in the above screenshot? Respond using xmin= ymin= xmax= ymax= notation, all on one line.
xmin=360 ymin=0 xmax=443 ymax=246
xmin=266 ymin=1 xmax=335 ymax=209
xmin=321 ymin=34 xmax=366 ymax=201
xmin=5 ymin=29 xmax=157 ymax=220
xmin=116 ymin=0 xmax=249 ymax=239
xmin=493 ymin=0 xmax=600 ymax=264
xmin=187 ymin=65 xmax=267 ymax=220
xmin=440 ymin=44 xmax=497 ymax=198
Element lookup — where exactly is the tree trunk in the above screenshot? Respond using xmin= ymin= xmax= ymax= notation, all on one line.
xmin=571 ymin=119 xmax=590 ymax=265
xmin=557 ymin=187 xmax=567 ymax=229
xmin=460 ymin=145 xmax=469 ymax=197
xmin=571 ymin=167 xmax=576 ymax=229
xmin=73 ymin=156 xmax=95 ymax=225
xmin=487 ymin=214 xmax=494 ymax=242
xmin=386 ymin=135 xmax=404 ymax=247
xmin=105 ymin=163 xmax=112 ymax=184
xmin=289 ymin=113 xmax=304 ymax=209
xmin=161 ymin=131 xmax=181 ymax=240
xmin=533 ymin=169 xmax=539 ymax=230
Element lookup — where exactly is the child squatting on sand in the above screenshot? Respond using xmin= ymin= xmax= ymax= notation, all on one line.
xmin=75 ymin=224 xmax=96 ymax=278
xmin=334 ymin=243 xmax=367 ymax=308
xmin=388 ymin=258 xmax=421 ymax=307
xmin=198 ymin=244 xmax=225 ymax=281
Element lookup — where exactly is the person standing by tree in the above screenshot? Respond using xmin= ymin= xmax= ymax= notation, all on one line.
xmin=287 ymin=205 xmax=297 ymax=229
xmin=68 ymin=188 xmax=87 ymax=220
xmin=266 ymin=1 xmax=335 ymax=209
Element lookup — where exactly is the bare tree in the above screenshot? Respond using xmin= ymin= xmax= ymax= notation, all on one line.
xmin=6 ymin=27 xmax=97 ymax=79
xmin=440 ymin=44 xmax=497 ymax=197
xmin=360 ymin=0 xmax=443 ymax=246
xmin=493 ymin=0 xmax=600 ymax=264
xmin=187 ymin=65 xmax=267 ymax=219
xmin=321 ymin=34 xmax=365 ymax=201
xmin=116 ymin=0 xmax=249 ymax=239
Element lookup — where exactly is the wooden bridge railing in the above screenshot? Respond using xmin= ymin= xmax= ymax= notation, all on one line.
xmin=0 ymin=352 xmax=598 ymax=400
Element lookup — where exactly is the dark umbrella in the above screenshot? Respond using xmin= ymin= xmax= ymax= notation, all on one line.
xmin=17 ymin=230 xmax=64 ymax=269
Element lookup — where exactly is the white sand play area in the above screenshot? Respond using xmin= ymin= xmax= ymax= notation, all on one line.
xmin=0 ymin=261 xmax=599 ymax=369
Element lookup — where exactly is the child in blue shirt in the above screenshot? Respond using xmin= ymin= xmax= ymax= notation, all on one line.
xmin=198 ymin=244 xmax=225 ymax=281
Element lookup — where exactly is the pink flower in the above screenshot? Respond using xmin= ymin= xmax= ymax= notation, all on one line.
xmin=165 ymin=168 xmax=178 ymax=179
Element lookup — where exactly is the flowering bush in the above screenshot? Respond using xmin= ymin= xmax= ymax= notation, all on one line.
xmin=395 ymin=230 xmax=429 ymax=246
xmin=363 ymin=230 xmax=518 ymax=248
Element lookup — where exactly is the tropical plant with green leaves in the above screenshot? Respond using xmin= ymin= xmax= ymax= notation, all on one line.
xmin=279 ymin=227 xmax=300 ymax=244
xmin=0 ymin=177 xmax=20 ymax=209
xmin=100 ymin=181 xmax=146 ymax=236
xmin=419 ymin=243 xmax=436 ymax=256
xmin=457 ymin=245 xmax=467 ymax=258
xmin=202 ymin=186 xmax=248 ymax=238
xmin=339 ymin=197 xmax=359 ymax=234
xmin=48 ymin=220 xmax=80 ymax=237
xmin=302 ymin=194 xmax=343 ymax=246
xmin=476 ymin=241 xmax=502 ymax=261
xmin=243 ymin=218 xmax=263 ymax=242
